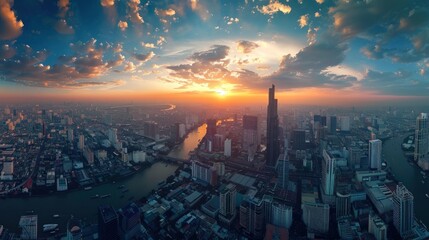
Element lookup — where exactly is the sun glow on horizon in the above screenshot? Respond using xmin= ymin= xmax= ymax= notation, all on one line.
xmin=215 ymin=89 xmax=228 ymax=97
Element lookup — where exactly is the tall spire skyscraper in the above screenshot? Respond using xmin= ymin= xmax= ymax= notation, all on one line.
xmin=266 ymin=84 xmax=280 ymax=167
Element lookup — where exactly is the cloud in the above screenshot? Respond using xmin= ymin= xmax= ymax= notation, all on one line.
xmin=118 ymin=20 xmax=128 ymax=31
xmin=155 ymin=8 xmax=176 ymax=17
xmin=237 ymin=40 xmax=259 ymax=54
xmin=329 ymin=0 xmax=408 ymax=38
xmin=360 ymin=69 xmax=428 ymax=95
xmin=307 ymin=28 xmax=318 ymax=45
xmin=315 ymin=0 xmax=324 ymax=4
xmin=189 ymin=45 xmax=229 ymax=62
xmin=100 ymin=0 xmax=114 ymax=7
xmin=315 ymin=12 xmax=321 ymax=18
xmin=0 ymin=0 xmax=24 ymax=40
xmin=0 ymin=44 xmax=16 ymax=59
xmin=157 ymin=36 xmax=166 ymax=45
xmin=55 ymin=19 xmax=74 ymax=34
xmin=226 ymin=17 xmax=239 ymax=25
xmin=0 ymin=39 xmax=126 ymax=89
xmin=141 ymin=42 xmax=157 ymax=49
xmin=257 ymin=0 xmax=291 ymax=15
xmin=360 ymin=45 xmax=384 ymax=59
xmin=133 ymin=51 xmax=155 ymax=62
xmin=298 ymin=14 xmax=309 ymax=28
xmin=124 ymin=61 xmax=136 ymax=72
xmin=127 ymin=0 xmax=143 ymax=24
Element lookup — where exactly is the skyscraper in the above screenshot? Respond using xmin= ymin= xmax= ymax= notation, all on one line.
xmin=393 ymin=183 xmax=414 ymax=238
xmin=243 ymin=115 xmax=258 ymax=161
xmin=266 ymin=85 xmax=280 ymax=167
xmin=414 ymin=113 xmax=429 ymax=168
xmin=322 ymin=149 xmax=336 ymax=196
xmin=369 ymin=139 xmax=382 ymax=170
xmin=98 ymin=205 xmax=119 ymax=240
xmin=277 ymin=138 xmax=289 ymax=190
xmin=219 ymin=183 xmax=237 ymax=225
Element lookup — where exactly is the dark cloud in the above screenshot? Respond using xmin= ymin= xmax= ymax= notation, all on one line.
xmin=189 ymin=45 xmax=230 ymax=62
xmin=0 ymin=39 xmax=126 ymax=88
xmin=133 ymin=51 xmax=155 ymax=62
xmin=0 ymin=0 xmax=24 ymax=40
xmin=237 ymin=40 xmax=259 ymax=54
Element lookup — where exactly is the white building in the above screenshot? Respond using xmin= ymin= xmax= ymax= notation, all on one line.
xmin=302 ymin=202 xmax=330 ymax=234
xmin=338 ymin=116 xmax=350 ymax=132
xmin=132 ymin=151 xmax=146 ymax=163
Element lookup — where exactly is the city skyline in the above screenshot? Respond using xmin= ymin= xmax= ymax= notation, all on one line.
xmin=0 ymin=0 xmax=428 ymax=106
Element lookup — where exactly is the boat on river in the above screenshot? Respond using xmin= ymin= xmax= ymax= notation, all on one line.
xmin=43 ymin=224 xmax=58 ymax=232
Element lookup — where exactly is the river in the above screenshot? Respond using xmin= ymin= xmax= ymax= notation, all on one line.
xmin=383 ymin=134 xmax=429 ymax=226
xmin=0 ymin=124 xmax=207 ymax=235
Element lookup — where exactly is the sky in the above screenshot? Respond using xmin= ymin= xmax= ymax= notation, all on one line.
xmin=0 ymin=0 xmax=428 ymax=106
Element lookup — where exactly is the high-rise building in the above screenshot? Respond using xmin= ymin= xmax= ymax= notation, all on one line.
xmin=277 ymin=139 xmax=289 ymax=190
xmin=117 ymin=202 xmax=142 ymax=240
xmin=206 ymin=119 xmax=217 ymax=139
xmin=224 ymin=138 xmax=232 ymax=157
xmin=19 ymin=215 xmax=37 ymax=240
xmin=271 ymin=202 xmax=293 ymax=229
xmin=348 ymin=147 xmax=362 ymax=169
xmin=393 ymin=183 xmax=414 ymax=238
xmin=78 ymin=134 xmax=85 ymax=150
xmin=240 ymin=198 xmax=264 ymax=239
xmin=266 ymin=85 xmax=280 ymax=167
xmin=291 ymin=129 xmax=306 ymax=150
xmin=338 ymin=116 xmax=350 ymax=132
xmin=98 ymin=205 xmax=119 ymax=240
xmin=219 ymin=184 xmax=237 ymax=225
xmin=243 ymin=115 xmax=258 ymax=161
xmin=368 ymin=212 xmax=387 ymax=240
xmin=369 ymin=139 xmax=382 ymax=170
xmin=191 ymin=161 xmax=217 ymax=185
xmin=328 ymin=116 xmax=337 ymax=133
xmin=67 ymin=129 xmax=74 ymax=142
xmin=414 ymin=113 xmax=429 ymax=169
xmin=144 ymin=121 xmax=159 ymax=140
xmin=336 ymin=191 xmax=351 ymax=219
xmin=322 ymin=149 xmax=336 ymax=196
xmin=108 ymin=128 xmax=118 ymax=145
xmin=302 ymin=202 xmax=330 ymax=234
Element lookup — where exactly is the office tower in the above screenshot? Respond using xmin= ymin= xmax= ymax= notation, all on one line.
xmin=19 ymin=215 xmax=37 ymax=240
xmin=369 ymin=139 xmax=382 ymax=170
xmin=83 ymin=146 xmax=94 ymax=165
xmin=243 ymin=115 xmax=258 ymax=161
xmin=191 ymin=161 xmax=217 ymax=185
xmin=117 ymin=202 xmax=142 ymax=240
xmin=67 ymin=216 xmax=82 ymax=240
xmin=67 ymin=129 xmax=74 ymax=142
xmin=240 ymin=198 xmax=264 ymax=239
xmin=336 ymin=191 xmax=351 ymax=219
xmin=322 ymin=149 xmax=336 ymax=196
xmin=174 ymin=123 xmax=186 ymax=140
xmin=271 ymin=202 xmax=293 ymax=229
xmin=277 ymin=139 xmax=289 ymax=190
xmin=213 ymin=162 xmax=225 ymax=176
xmin=393 ymin=183 xmax=414 ymax=237
xmin=213 ymin=134 xmax=224 ymax=151
xmin=414 ymin=113 xmax=429 ymax=167
xmin=108 ymin=128 xmax=118 ymax=145
xmin=219 ymin=184 xmax=237 ymax=225
xmin=78 ymin=134 xmax=85 ymax=150
xmin=224 ymin=138 xmax=232 ymax=157
xmin=42 ymin=122 xmax=46 ymax=136
xmin=98 ymin=205 xmax=119 ymax=240
xmin=291 ymin=129 xmax=306 ymax=150
xmin=368 ymin=212 xmax=387 ymax=240
xmin=328 ymin=115 xmax=337 ymax=133
xmin=348 ymin=147 xmax=362 ymax=169
xmin=206 ymin=119 xmax=217 ymax=139
xmin=266 ymin=85 xmax=280 ymax=167
xmin=338 ymin=116 xmax=350 ymax=132
xmin=144 ymin=121 xmax=159 ymax=140
xmin=302 ymin=202 xmax=330 ymax=234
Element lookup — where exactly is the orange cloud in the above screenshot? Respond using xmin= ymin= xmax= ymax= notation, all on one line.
xmin=118 ymin=20 xmax=128 ymax=31
xmin=0 ymin=0 xmax=24 ymax=40
xmin=100 ymin=0 xmax=115 ymax=7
